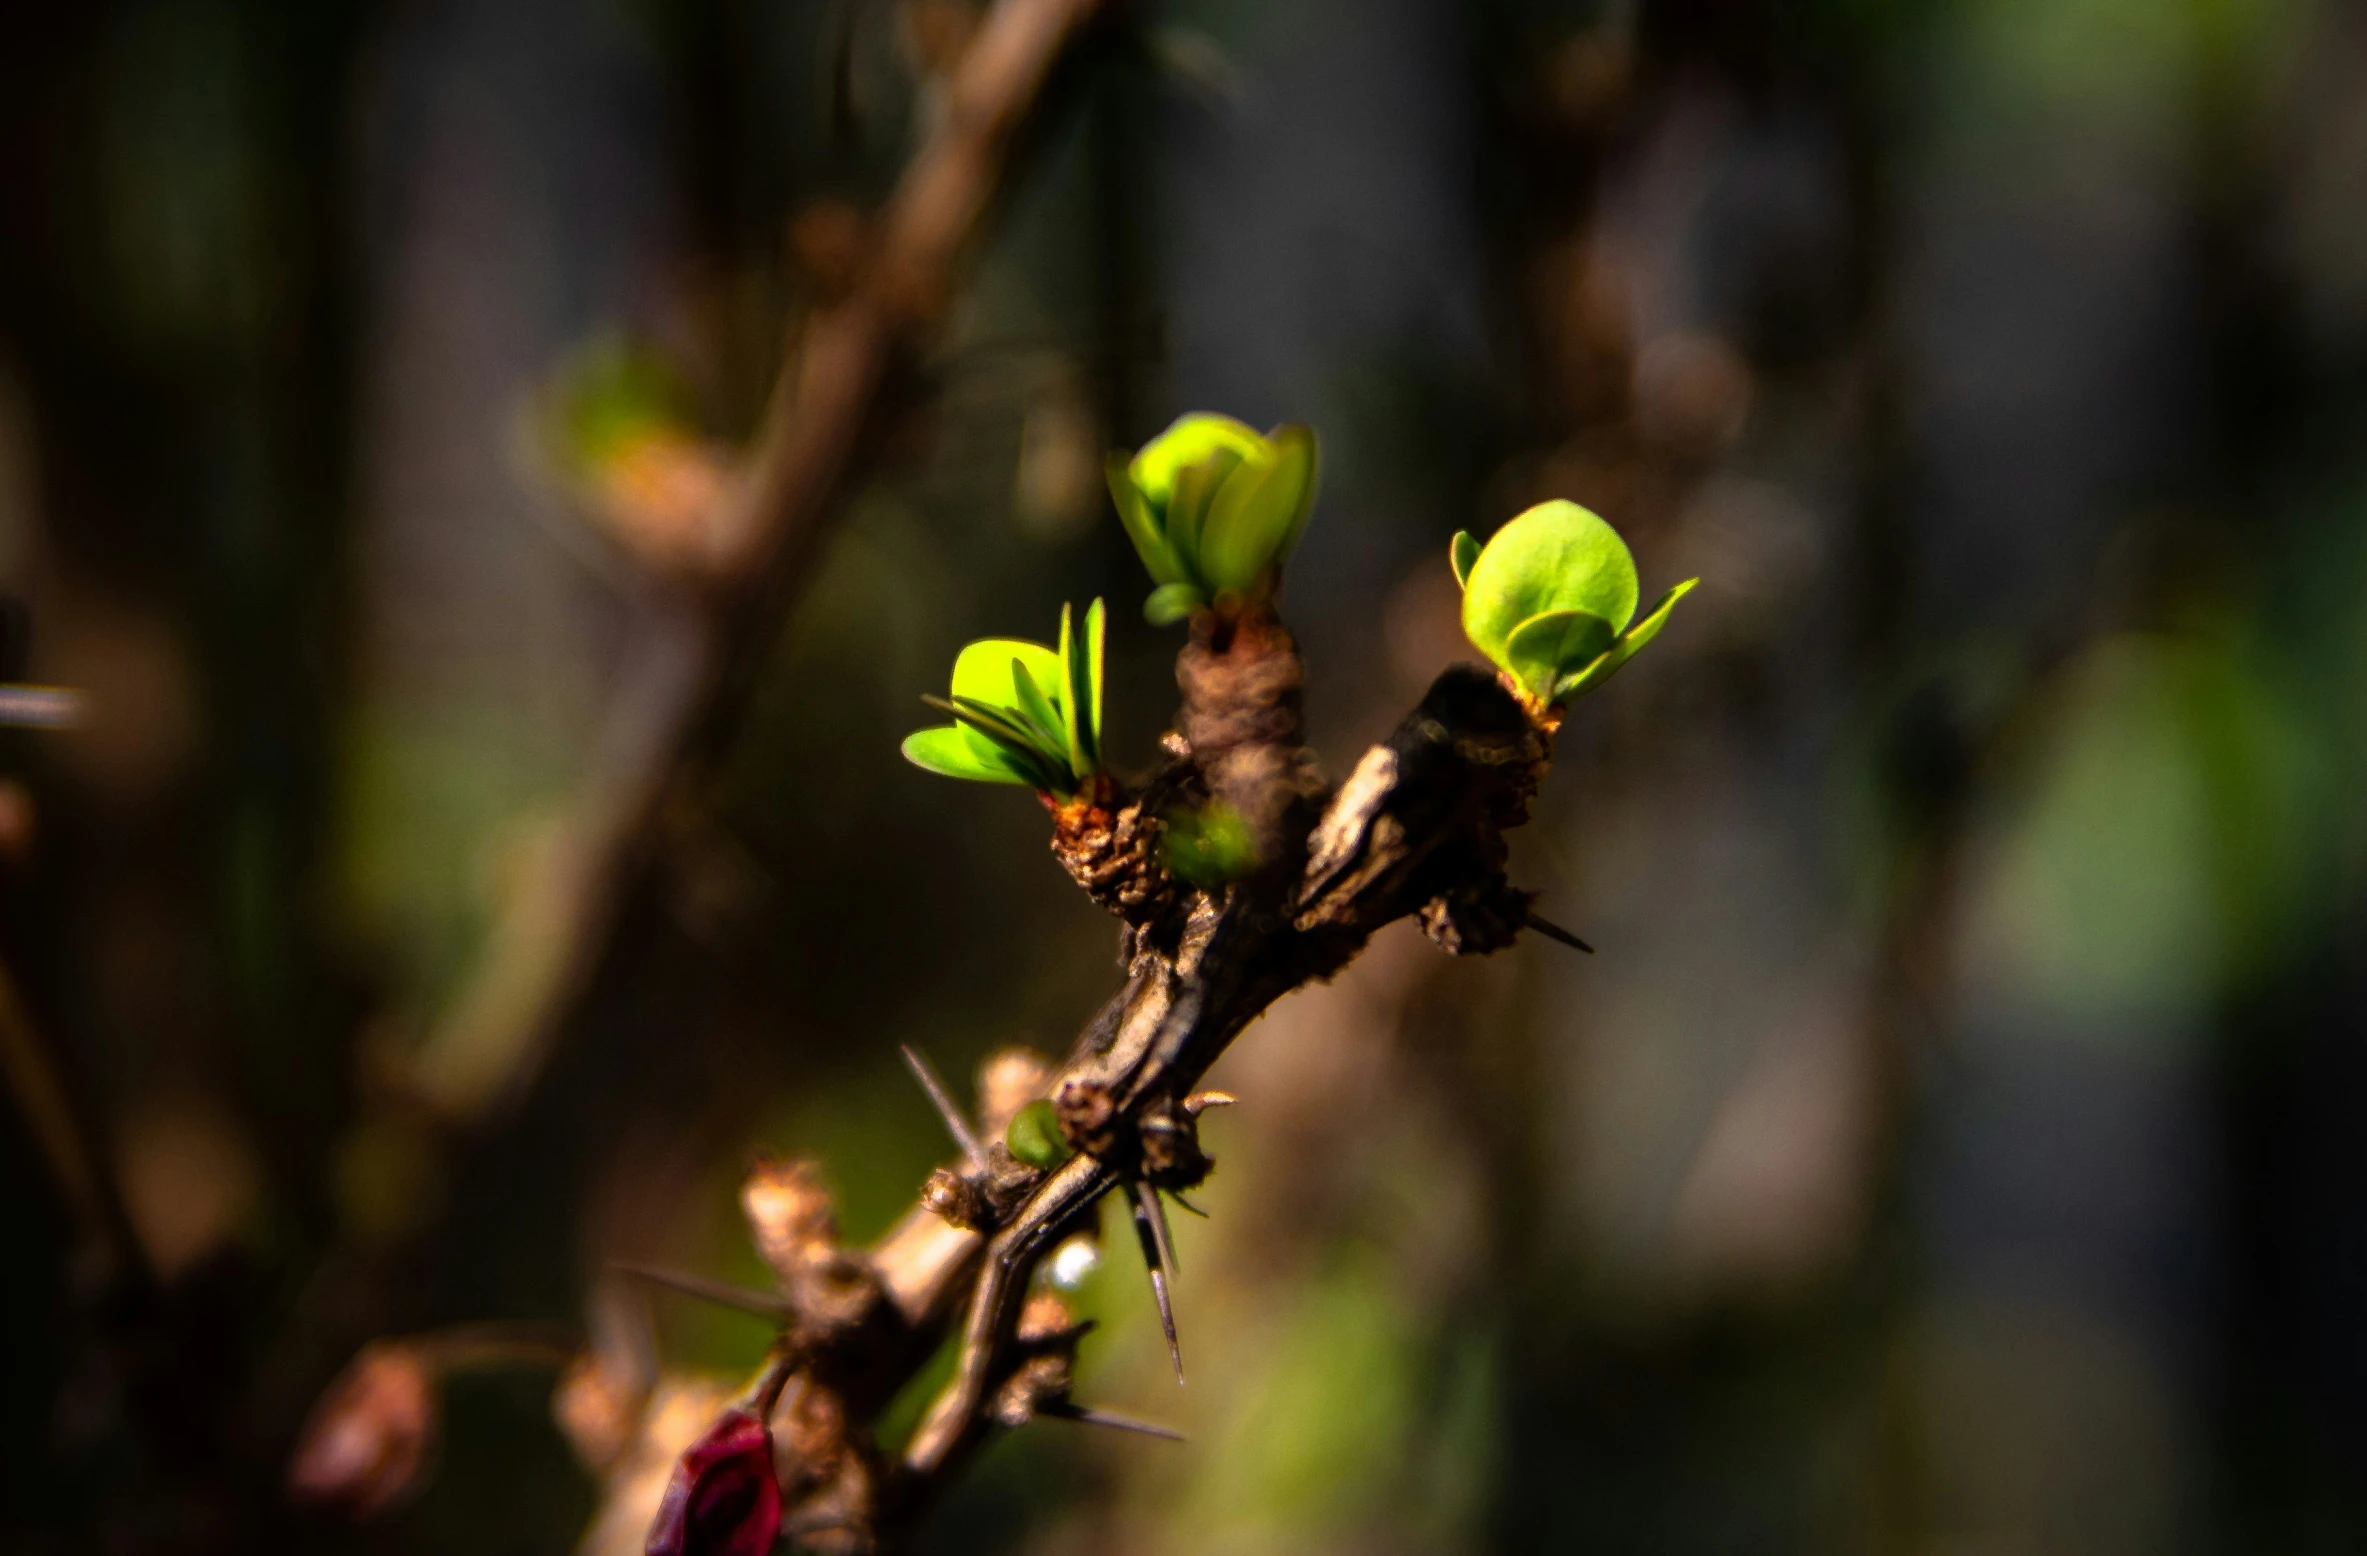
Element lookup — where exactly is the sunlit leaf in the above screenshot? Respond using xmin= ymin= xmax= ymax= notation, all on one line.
xmin=1450 ymin=531 xmax=1480 ymax=590
xmin=1551 ymin=578 xmax=1696 ymax=702
xmin=1504 ymin=609 xmax=1617 ymax=700
xmin=1459 ymin=500 xmax=1640 ymax=668
xmin=943 ymin=695 xmax=1059 ymax=761
xmin=1126 ymin=413 xmax=1266 ymax=515
xmin=1146 ymin=582 xmax=1205 ymax=625
xmin=1197 ymin=452 xmax=1290 ymax=594
xmin=1197 ymin=426 xmax=1316 ymax=593
xmin=1008 ymin=655 xmax=1068 ymax=757
xmin=1083 ymin=598 xmax=1106 ymax=757
xmin=949 ymin=638 xmax=1061 ymax=766
xmin=1108 ymin=454 xmax=1187 ymax=585
xmin=902 ymin=726 xmax=1033 ymax=785
xmin=948 ymin=712 xmax=1069 ymax=794
xmin=1166 ymin=446 xmax=1242 ymax=575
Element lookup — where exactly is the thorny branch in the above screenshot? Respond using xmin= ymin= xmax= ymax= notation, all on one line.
xmin=635 ymin=614 xmax=1570 ymax=1551
xmin=292 ymin=2 xmax=1599 ymax=1551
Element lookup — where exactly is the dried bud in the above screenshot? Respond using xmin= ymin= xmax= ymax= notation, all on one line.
xmin=992 ymin=1294 xmax=1082 ymax=1428
xmin=920 ymin=1167 xmax=991 ymax=1231
xmin=1053 ymin=1079 xmax=1119 ymax=1160
xmin=1137 ymin=1096 xmax=1212 ymax=1190
xmin=287 ymin=1342 xmax=437 ymax=1518
xmin=1017 ymin=1291 xmax=1075 ymax=1343
xmin=974 ymin=1047 xmax=1054 ymax=1138
xmin=646 ymin=1408 xmax=782 ymax=1556
xmin=1416 ymin=874 xmax=1533 ymax=956
xmin=740 ymin=1156 xmax=837 ymax=1284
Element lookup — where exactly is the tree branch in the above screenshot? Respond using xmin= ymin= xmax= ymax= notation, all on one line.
xmin=404 ymin=0 xmax=1109 ymax=1123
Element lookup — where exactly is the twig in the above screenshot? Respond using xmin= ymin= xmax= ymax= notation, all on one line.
xmin=406 ymin=0 xmax=1110 ymax=1125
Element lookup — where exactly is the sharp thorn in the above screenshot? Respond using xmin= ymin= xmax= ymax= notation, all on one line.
xmin=1128 ymin=1181 xmax=1184 ymax=1384
xmin=1181 ymin=1089 xmax=1235 ymax=1115
xmin=1136 ymin=1178 xmax=1181 ymax=1277
xmin=1164 ymin=1189 xmax=1209 ymax=1219
xmin=1523 ymin=911 xmax=1594 ymax=954
xmin=900 ymin=1044 xmax=989 ymax=1171
xmin=611 ymin=1264 xmax=793 ymax=1321
xmin=1038 ymin=1401 xmax=1186 ymax=1441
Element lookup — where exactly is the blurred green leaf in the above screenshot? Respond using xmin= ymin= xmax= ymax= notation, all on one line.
xmin=1146 ymin=582 xmax=1206 ymax=625
xmin=1126 ymin=413 xmax=1267 ymax=513
xmin=1161 ymin=801 xmax=1259 ymax=886
xmin=1450 ymin=530 xmax=1480 ymax=590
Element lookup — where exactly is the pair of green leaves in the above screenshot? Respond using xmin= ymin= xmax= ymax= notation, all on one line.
xmin=1108 ymin=414 xmax=1321 ymax=625
xmin=902 ymin=601 xmax=1106 ymax=796
xmin=1453 ymin=500 xmax=1696 ymax=707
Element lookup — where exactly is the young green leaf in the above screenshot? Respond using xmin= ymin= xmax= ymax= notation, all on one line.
xmin=1145 ymin=582 xmax=1205 ymax=625
xmin=1196 ymin=453 xmax=1291 ymax=594
xmin=1263 ymin=424 xmax=1321 ymax=567
xmin=1058 ymin=603 xmax=1092 ymax=778
xmin=1008 ymin=656 xmax=1067 ymax=757
xmin=1108 ymin=454 xmax=1188 ymax=585
xmin=1083 ymin=598 xmax=1106 ymax=756
xmin=1503 ymin=609 xmax=1617 ymax=701
xmin=1552 ymin=578 xmax=1698 ymax=701
xmin=1453 ymin=500 xmax=1691 ymax=709
xmin=933 ymin=697 xmax=1069 ymax=792
xmin=902 ymin=726 xmax=1034 ymax=785
xmin=1459 ymin=500 xmax=1640 ymax=669
xmin=1109 ymin=415 xmax=1323 ymax=624
xmin=1165 ymin=448 xmax=1238 ymax=569
xmin=1126 ymin=414 xmax=1266 ymax=514
xmin=1450 ymin=531 xmax=1481 ymax=590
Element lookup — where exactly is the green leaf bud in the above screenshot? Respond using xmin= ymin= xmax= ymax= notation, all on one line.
xmin=1454 ymin=500 xmax=1694 ymax=710
xmin=1005 ymin=1099 xmax=1071 ymax=1169
xmin=1107 ymin=414 xmax=1322 ymax=624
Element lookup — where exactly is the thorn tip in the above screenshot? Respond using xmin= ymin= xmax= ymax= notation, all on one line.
xmin=1523 ymin=911 xmax=1594 ymax=954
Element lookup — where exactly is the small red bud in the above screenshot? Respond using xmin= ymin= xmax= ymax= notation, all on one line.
xmin=646 ymin=1408 xmax=781 ymax=1556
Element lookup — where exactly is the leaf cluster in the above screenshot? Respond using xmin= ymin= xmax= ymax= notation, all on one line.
xmin=1107 ymin=414 xmax=1321 ymax=625
xmin=1452 ymin=500 xmax=1696 ymax=708
xmin=902 ymin=601 xmax=1106 ymax=796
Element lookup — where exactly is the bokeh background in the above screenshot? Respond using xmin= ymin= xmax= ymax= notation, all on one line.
xmin=7 ymin=0 xmax=2367 ymax=1551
